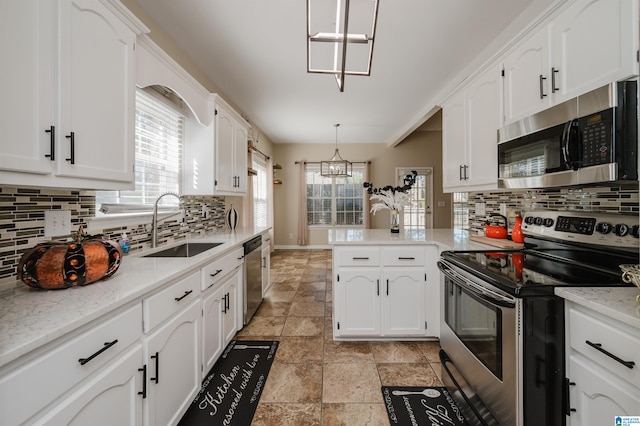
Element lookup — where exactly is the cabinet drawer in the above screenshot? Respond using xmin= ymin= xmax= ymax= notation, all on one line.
xmin=335 ymin=247 xmax=380 ymax=266
xmin=201 ymin=247 xmax=244 ymax=291
xmin=569 ymin=307 xmax=640 ymax=386
xmin=143 ymin=270 xmax=200 ymax=332
xmin=0 ymin=303 xmax=142 ymax=426
xmin=382 ymin=246 xmax=425 ymax=266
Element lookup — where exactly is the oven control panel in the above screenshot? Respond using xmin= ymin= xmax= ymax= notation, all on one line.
xmin=522 ymin=211 xmax=639 ymax=248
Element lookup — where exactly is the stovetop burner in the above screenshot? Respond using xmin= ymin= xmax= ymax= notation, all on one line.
xmin=441 ymin=248 xmax=633 ymax=296
xmin=443 ymin=211 xmax=639 ymax=296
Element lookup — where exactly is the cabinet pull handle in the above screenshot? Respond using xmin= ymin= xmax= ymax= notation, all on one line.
xmin=138 ymin=365 xmax=147 ymax=399
xmin=585 ymin=340 xmax=635 ymax=369
xmin=386 ymin=279 xmax=389 ymax=296
xmin=65 ymin=132 xmax=75 ymax=164
xmin=551 ymin=67 xmax=560 ymax=93
xmin=398 ymin=257 xmax=415 ymax=260
xmin=377 ymin=279 xmax=380 ymax=296
xmin=563 ymin=378 xmax=576 ymax=415
xmin=459 ymin=165 xmax=464 ymax=180
xmin=262 ymin=256 xmax=266 ymax=268
xmin=463 ymin=165 xmax=469 ymax=180
xmin=174 ymin=290 xmax=193 ymax=302
xmin=226 ymin=293 xmax=230 ymax=311
xmin=150 ymin=352 xmax=159 ymax=383
xmin=78 ymin=339 xmax=118 ymax=365
xmin=210 ymin=269 xmax=223 ymax=278
xmin=539 ymin=74 xmax=547 ymax=99
xmin=222 ymin=294 xmax=228 ymax=313
xmin=44 ymin=126 xmax=55 ymax=160
xmin=352 ymin=257 xmax=369 ymax=260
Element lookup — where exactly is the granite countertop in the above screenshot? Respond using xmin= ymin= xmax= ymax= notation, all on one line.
xmin=0 ymin=226 xmax=270 ymax=369
xmin=328 ymin=228 xmax=491 ymax=251
xmin=555 ymin=287 xmax=640 ymax=330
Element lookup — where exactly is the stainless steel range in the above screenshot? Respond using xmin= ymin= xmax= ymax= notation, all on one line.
xmin=438 ymin=211 xmax=638 ymax=426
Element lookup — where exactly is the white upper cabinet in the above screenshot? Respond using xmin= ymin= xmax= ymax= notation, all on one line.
xmin=0 ymin=0 xmax=55 ymax=176
xmin=551 ymin=0 xmax=638 ymax=103
xmin=442 ymin=65 xmax=501 ymax=193
xmin=183 ymin=96 xmax=248 ymax=196
xmin=503 ymin=0 xmax=638 ymax=124
xmin=214 ymin=100 xmax=248 ymax=195
xmin=503 ymin=26 xmax=552 ymax=123
xmin=0 ymin=0 xmax=147 ymax=190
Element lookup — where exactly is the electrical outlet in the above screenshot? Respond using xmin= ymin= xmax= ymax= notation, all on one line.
xmin=44 ymin=210 xmax=71 ymax=237
xmin=500 ymin=203 xmax=507 ymax=216
xmin=475 ymin=202 xmax=486 ymax=216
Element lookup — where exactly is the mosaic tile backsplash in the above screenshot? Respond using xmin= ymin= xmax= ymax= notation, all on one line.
xmin=467 ymin=183 xmax=639 ymax=234
xmin=0 ymin=187 xmax=227 ymax=285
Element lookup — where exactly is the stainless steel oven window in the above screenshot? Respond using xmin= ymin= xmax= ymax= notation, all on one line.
xmin=445 ymin=277 xmax=503 ymax=380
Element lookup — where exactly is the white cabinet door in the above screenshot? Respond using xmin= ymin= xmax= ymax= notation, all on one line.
xmin=466 ymin=65 xmax=501 ymax=188
xmin=552 ymin=0 xmax=638 ymax=104
xmin=382 ymin=268 xmax=426 ymax=336
xmin=334 ymin=269 xmax=381 ymax=336
xmin=233 ymin=124 xmax=248 ymax=192
xmin=0 ymin=0 xmax=55 ymax=175
xmin=55 ymin=0 xmax=136 ymax=183
xmin=144 ymin=299 xmax=201 ymax=426
xmin=568 ymin=355 xmax=640 ymax=426
xmin=221 ymin=271 xmax=242 ymax=345
xmin=442 ymin=91 xmax=467 ymax=191
xmin=262 ymin=244 xmax=271 ymax=295
xmin=214 ymin=101 xmax=248 ymax=195
xmin=202 ymin=285 xmax=225 ymax=378
xmin=215 ymin=105 xmax=235 ymax=193
xmin=503 ymin=25 xmax=551 ymax=123
xmin=33 ymin=345 xmax=143 ymax=426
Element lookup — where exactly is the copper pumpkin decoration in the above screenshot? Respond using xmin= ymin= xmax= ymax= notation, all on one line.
xmin=18 ymin=228 xmax=123 ymax=290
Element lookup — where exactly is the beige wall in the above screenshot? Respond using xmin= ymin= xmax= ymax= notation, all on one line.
xmin=272 ymin=128 xmax=451 ymax=247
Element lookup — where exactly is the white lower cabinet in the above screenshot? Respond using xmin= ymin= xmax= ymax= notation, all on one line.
xmin=202 ymin=268 xmax=242 ymax=377
xmin=32 ymin=345 xmax=144 ymax=425
xmin=0 ymin=241 xmax=252 ymax=425
xmin=333 ymin=245 xmax=434 ymax=339
xmin=565 ymin=302 xmax=640 ymax=425
xmin=383 ymin=268 xmax=426 ymax=336
xmin=144 ymin=299 xmax=201 ymax=426
xmin=335 ymin=268 xmax=382 ymax=336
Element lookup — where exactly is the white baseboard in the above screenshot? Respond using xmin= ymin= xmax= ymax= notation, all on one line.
xmin=274 ymin=244 xmax=332 ymax=250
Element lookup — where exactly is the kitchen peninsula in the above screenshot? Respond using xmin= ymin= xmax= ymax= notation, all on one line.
xmin=328 ymin=228 xmax=491 ymax=340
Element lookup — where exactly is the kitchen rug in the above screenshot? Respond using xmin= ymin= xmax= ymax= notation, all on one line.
xmin=382 ymin=386 xmax=468 ymax=426
xmin=179 ymin=340 xmax=278 ymax=426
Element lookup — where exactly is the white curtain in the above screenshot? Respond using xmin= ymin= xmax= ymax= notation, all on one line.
xmin=266 ymin=158 xmax=275 ymax=251
xmin=297 ymin=161 xmax=308 ymax=245
xmin=363 ymin=162 xmax=371 ymax=229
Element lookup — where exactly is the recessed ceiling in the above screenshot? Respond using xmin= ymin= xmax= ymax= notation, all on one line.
xmin=132 ymin=0 xmax=548 ymax=144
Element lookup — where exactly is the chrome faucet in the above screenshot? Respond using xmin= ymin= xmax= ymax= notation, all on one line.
xmin=152 ymin=192 xmax=182 ymax=248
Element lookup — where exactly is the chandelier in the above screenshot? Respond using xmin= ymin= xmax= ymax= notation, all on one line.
xmin=306 ymin=0 xmax=379 ymax=92
xmin=320 ymin=124 xmax=352 ymax=177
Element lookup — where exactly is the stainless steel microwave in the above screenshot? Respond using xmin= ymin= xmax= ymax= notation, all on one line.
xmin=497 ymin=81 xmax=637 ymax=189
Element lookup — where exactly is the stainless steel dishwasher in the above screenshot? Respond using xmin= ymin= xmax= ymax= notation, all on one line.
xmin=243 ymin=235 xmax=262 ymax=324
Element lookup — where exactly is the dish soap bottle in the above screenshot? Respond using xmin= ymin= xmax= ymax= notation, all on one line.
xmin=120 ymin=232 xmax=130 ymax=254
xmin=511 ymin=214 xmax=524 ymax=243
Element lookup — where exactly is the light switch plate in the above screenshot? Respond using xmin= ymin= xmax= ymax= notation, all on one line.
xmin=475 ymin=202 xmax=486 ymax=216
xmin=44 ymin=210 xmax=71 ymax=237
xmin=500 ymin=203 xmax=507 ymax=216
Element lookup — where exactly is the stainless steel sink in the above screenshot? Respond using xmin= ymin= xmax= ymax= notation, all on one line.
xmin=142 ymin=242 xmax=223 ymax=258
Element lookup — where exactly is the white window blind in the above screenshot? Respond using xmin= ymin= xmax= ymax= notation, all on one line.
xmin=253 ymin=156 xmax=268 ymax=227
xmin=96 ymin=88 xmax=184 ymax=210
xmin=306 ymin=164 xmax=365 ymax=226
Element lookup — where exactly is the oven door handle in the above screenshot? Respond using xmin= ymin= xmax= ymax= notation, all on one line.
xmin=438 ymin=260 xmax=516 ymax=308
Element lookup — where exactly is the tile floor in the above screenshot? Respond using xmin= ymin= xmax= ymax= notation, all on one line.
xmin=236 ymin=249 xmax=443 ymax=425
